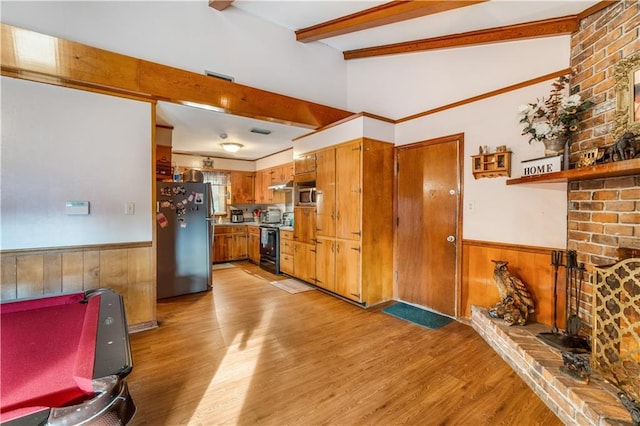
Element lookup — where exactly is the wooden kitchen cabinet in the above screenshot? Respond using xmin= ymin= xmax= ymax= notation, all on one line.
xmin=293 ymin=241 xmax=316 ymax=284
xmin=315 ymin=149 xmax=335 ymax=238
xmin=212 ymin=225 xmax=248 ymax=263
xmin=294 ymin=153 xmax=316 ymax=182
xmin=314 ymin=237 xmax=335 ymax=292
xmin=294 ymin=207 xmax=316 ymax=244
xmin=279 ymin=229 xmax=294 ymax=276
xmin=335 ymin=142 xmax=361 ymax=241
xmin=295 ymin=138 xmax=393 ymax=306
xmin=229 ymin=171 xmax=255 ymax=204
xmin=247 ymin=226 xmax=260 ymax=264
xmin=335 ymin=239 xmax=361 ymax=302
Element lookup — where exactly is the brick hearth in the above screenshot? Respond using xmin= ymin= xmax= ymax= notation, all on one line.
xmin=471 ymin=305 xmax=633 ymax=425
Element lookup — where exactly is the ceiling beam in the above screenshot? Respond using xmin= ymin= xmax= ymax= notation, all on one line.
xmin=208 ymin=0 xmax=234 ymax=12
xmin=295 ymin=0 xmax=487 ymax=43
xmin=0 ymin=24 xmax=353 ymax=129
xmin=343 ymin=15 xmax=580 ymax=60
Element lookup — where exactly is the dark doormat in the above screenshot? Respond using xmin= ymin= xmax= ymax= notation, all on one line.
xmin=382 ymin=302 xmax=453 ymax=330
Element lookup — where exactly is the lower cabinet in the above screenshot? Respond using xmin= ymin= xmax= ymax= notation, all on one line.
xmin=247 ymin=226 xmax=260 ymax=264
xmin=213 ymin=225 xmax=248 ymax=263
xmin=280 ymin=229 xmax=294 ymax=276
xmin=335 ymin=239 xmax=361 ymax=302
xmin=315 ymin=237 xmax=335 ymax=292
xmin=293 ymin=242 xmax=316 ymax=284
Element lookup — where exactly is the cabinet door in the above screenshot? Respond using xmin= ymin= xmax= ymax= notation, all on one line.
xmin=294 ymin=207 xmax=316 ymax=244
xmin=229 ymin=171 xmax=255 ymax=204
xmin=293 ymin=242 xmax=316 ymax=284
xmin=280 ymin=253 xmax=294 ymax=276
xmin=232 ymin=234 xmax=248 ymax=260
xmin=248 ymin=233 xmax=260 ymax=263
xmin=315 ymin=149 xmax=335 ymax=238
xmin=213 ymin=234 xmax=233 ymax=262
xmin=335 ymin=240 xmax=361 ymax=302
xmin=294 ymin=154 xmax=316 ymax=175
xmin=315 ymin=237 xmax=335 ymax=292
xmin=336 ymin=142 xmax=361 ymax=241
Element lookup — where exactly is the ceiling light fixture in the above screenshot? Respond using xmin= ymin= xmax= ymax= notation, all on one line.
xmin=221 ymin=142 xmax=243 ymax=153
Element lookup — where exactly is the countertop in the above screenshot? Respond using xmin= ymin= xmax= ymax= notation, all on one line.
xmin=214 ymin=221 xmax=293 ymax=231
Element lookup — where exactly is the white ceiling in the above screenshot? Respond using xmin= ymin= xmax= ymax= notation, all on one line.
xmin=159 ymin=0 xmax=601 ymax=161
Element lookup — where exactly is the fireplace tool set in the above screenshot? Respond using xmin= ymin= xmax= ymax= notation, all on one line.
xmin=537 ymin=250 xmax=591 ymax=353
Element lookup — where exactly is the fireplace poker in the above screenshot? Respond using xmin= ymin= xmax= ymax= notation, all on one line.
xmin=550 ymin=250 xmax=562 ymax=334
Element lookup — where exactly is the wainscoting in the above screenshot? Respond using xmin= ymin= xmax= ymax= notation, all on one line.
xmin=462 ymin=239 xmax=566 ymax=327
xmin=0 ymin=242 xmax=156 ymax=331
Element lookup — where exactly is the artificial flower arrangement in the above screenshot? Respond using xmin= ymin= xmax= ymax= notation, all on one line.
xmin=519 ymin=75 xmax=594 ymax=144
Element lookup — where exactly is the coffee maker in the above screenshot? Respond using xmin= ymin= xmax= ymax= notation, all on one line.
xmin=230 ymin=209 xmax=244 ymax=223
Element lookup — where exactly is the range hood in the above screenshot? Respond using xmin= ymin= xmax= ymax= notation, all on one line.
xmin=268 ymin=180 xmax=294 ymax=190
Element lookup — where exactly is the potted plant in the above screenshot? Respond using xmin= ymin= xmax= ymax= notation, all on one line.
xmin=518 ymin=75 xmax=594 ymax=156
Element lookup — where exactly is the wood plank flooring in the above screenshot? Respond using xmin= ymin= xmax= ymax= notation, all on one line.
xmin=127 ymin=262 xmax=560 ymax=425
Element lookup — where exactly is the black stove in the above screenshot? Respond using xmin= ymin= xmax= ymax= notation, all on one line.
xmin=259 ymin=224 xmax=281 ymax=274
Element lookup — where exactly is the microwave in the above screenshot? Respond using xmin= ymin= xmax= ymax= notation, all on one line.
xmin=298 ymin=187 xmax=316 ymax=205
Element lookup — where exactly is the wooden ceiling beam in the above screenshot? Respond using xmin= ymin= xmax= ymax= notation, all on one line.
xmin=209 ymin=0 xmax=234 ymax=12
xmin=343 ymin=15 xmax=580 ymax=60
xmin=295 ymin=0 xmax=487 ymax=43
xmin=0 ymin=24 xmax=353 ymax=129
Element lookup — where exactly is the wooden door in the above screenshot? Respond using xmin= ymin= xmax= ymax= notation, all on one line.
xmin=293 ymin=242 xmax=315 ymax=284
xmin=230 ymin=171 xmax=254 ymax=204
xmin=316 ymin=149 xmax=335 ymax=238
xmin=336 ymin=142 xmax=361 ymax=240
xmin=247 ymin=233 xmax=260 ymax=263
xmin=293 ymin=207 xmax=315 ymax=244
xmin=396 ymin=136 xmax=460 ymax=316
xmin=315 ymin=237 xmax=335 ymax=292
xmin=335 ymin=239 xmax=361 ymax=302
xmin=232 ymin=234 xmax=248 ymax=260
xmin=213 ymin=234 xmax=232 ymax=263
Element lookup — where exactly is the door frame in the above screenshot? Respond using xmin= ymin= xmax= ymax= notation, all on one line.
xmin=393 ymin=133 xmax=464 ymax=317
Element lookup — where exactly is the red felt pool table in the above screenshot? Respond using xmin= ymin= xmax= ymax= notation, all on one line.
xmin=1 ymin=288 xmax=136 ymax=425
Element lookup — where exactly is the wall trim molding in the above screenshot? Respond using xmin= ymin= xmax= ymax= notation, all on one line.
xmin=0 ymin=241 xmax=152 ymax=257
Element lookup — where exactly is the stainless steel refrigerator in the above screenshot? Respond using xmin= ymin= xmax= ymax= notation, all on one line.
xmin=156 ymin=182 xmax=214 ymax=299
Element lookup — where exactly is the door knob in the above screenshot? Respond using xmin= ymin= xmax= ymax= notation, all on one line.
xmin=447 ymin=235 xmax=455 ymax=243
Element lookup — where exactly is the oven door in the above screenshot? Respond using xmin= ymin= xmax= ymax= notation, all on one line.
xmin=259 ymin=227 xmax=280 ymax=274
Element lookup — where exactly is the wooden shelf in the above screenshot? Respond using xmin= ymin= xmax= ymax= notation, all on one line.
xmin=472 ymin=152 xmax=511 ymax=179
xmin=506 ymin=157 xmax=640 ymax=185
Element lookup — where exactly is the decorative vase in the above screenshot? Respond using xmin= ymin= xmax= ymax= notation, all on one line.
xmin=542 ymin=137 xmax=565 ymax=157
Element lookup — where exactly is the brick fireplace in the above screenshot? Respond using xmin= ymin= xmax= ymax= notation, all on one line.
xmin=566 ymin=1 xmax=639 ymax=329
xmin=473 ymin=3 xmax=640 ymax=424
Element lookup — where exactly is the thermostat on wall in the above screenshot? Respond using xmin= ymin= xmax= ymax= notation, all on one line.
xmin=65 ymin=201 xmax=90 ymax=215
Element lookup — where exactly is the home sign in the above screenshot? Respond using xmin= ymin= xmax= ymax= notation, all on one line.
xmin=521 ymin=154 xmax=563 ymax=177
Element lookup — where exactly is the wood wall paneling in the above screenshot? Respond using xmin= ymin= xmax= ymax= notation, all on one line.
xmin=462 ymin=240 xmax=566 ymax=328
xmin=1 ymin=255 xmax=17 ymax=299
xmin=62 ymin=251 xmax=84 ymax=293
xmin=0 ymin=244 xmax=155 ymax=329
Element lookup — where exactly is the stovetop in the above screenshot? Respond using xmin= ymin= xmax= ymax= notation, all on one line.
xmin=259 ymin=222 xmax=283 ymax=228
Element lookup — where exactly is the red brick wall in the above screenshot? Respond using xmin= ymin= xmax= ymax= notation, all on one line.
xmin=567 ymin=1 xmax=639 ymax=326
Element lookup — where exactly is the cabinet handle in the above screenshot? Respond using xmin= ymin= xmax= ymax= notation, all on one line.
xmin=351 ymin=231 xmax=361 ymax=236
xmin=336 ymin=245 xmax=340 ymax=254
xmin=351 ymin=247 xmax=361 ymax=252
xmin=316 ymin=240 xmax=323 ymax=245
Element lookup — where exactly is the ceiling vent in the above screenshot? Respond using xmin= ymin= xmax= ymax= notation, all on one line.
xmin=205 ymin=70 xmax=234 ymax=82
xmin=250 ymin=127 xmax=271 ymax=135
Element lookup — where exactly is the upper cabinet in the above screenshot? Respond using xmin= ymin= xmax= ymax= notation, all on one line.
xmin=229 ymin=171 xmax=255 ymax=204
xmin=294 ymin=153 xmax=316 ymax=182
xmin=254 ymin=163 xmax=293 ymax=205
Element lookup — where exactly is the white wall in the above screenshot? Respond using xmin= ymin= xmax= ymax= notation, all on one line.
xmin=1 ymin=1 xmax=348 ymax=110
xmin=343 ymin=37 xmax=572 ymax=248
xmin=1 ymin=77 xmax=152 ymax=249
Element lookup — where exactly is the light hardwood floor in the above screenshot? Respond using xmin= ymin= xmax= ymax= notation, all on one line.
xmin=127 ymin=262 xmax=560 ymax=425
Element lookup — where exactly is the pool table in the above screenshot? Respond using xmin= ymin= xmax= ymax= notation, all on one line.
xmin=1 ymin=288 xmax=136 ymax=425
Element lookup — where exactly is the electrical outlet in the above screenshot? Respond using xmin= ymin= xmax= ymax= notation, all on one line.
xmin=467 ymin=200 xmax=475 ymax=212
xmin=125 ymin=202 xmax=135 ymax=215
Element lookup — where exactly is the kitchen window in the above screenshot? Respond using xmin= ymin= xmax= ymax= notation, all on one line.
xmin=203 ymin=171 xmax=228 ymax=215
